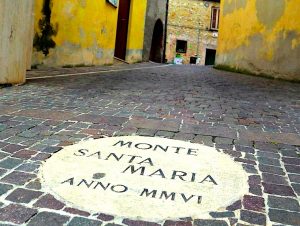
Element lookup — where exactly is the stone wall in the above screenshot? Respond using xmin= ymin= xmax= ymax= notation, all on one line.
xmin=216 ymin=0 xmax=300 ymax=81
xmin=165 ymin=0 xmax=220 ymax=65
xmin=142 ymin=0 xmax=167 ymax=62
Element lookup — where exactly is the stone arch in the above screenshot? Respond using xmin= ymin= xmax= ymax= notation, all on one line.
xmin=149 ymin=19 xmax=164 ymax=63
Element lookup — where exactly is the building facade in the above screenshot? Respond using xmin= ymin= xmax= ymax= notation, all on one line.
xmin=216 ymin=0 xmax=300 ymax=81
xmin=32 ymin=0 xmax=148 ymax=67
xmin=165 ymin=0 xmax=220 ymax=65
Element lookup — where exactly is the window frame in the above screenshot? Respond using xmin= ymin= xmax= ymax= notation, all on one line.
xmin=210 ymin=7 xmax=220 ymax=31
xmin=176 ymin=40 xmax=188 ymax=54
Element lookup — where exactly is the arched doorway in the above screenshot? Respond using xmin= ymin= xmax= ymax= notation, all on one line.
xmin=149 ymin=19 xmax=164 ymax=63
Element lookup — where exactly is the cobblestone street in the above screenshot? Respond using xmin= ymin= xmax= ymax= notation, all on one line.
xmin=0 ymin=64 xmax=299 ymax=226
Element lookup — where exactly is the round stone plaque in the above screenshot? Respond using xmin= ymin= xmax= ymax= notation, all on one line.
xmin=40 ymin=136 xmax=248 ymax=220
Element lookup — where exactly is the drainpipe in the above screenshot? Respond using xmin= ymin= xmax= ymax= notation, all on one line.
xmin=162 ymin=0 xmax=169 ymax=63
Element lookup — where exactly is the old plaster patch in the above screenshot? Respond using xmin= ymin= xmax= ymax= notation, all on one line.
xmin=40 ymin=136 xmax=248 ymax=221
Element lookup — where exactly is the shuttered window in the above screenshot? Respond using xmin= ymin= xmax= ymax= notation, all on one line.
xmin=210 ymin=7 xmax=220 ymax=30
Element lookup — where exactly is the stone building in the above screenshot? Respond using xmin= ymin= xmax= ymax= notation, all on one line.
xmin=165 ymin=0 xmax=220 ymax=65
xmin=142 ymin=0 xmax=167 ymax=63
xmin=216 ymin=0 xmax=300 ymax=81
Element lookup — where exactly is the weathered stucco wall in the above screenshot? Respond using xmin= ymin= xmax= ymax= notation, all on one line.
xmin=142 ymin=0 xmax=167 ymax=62
xmin=216 ymin=0 xmax=300 ymax=81
xmin=0 ymin=0 xmax=34 ymax=84
xmin=33 ymin=0 xmax=118 ymax=67
xmin=126 ymin=0 xmax=148 ymax=63
xmin=32 ymin=0 xmax=147 ymax=67
xmin=166 ymin=0 xmax=219 ymax=65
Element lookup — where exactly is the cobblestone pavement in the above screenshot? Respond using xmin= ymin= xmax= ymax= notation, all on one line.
xmin=0 ymin=64 xmax=299 ymax=226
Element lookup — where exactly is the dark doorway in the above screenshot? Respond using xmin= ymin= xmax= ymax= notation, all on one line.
xmin=114 ymin=0 xmax=131 ymax=60
xmin=205 ymin=49 xmax=216 ymax=65
xmin=149 ymin=20 xmax=164 ymax=63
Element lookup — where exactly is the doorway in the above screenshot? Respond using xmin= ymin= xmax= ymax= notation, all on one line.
xmin=114 ymin=0 xmax=131 ymax=60
xmin=149 ymin=20 xmax=164 ymax=63
xmin=205 ymin=49 xmax=216 ymax=65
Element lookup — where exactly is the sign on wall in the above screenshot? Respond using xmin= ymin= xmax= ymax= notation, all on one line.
xmin=106 ymin=0 xmax=118 ymax=7
xmin=40 ymin=136 xmax=248 ymax=220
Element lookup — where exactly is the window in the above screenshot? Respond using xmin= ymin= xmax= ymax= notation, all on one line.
xmin=210 ymin=7 xmax=220 ymax=31
xmin=176 ymin=40 xmax=187 ymax=53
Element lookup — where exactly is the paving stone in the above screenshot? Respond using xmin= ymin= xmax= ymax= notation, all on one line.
xmin=136 ymin=128 xmax=157 ymax=136
xmin=240 ymin=209 xmax=266 ymax=225
xmin=97 ymin=213 xmax=114 ymax=221
xmin=282 ymin=157 xmax=300 ymax=165
xmin=263 ymin=182 xmax=296 ymax=196
xmin=27 ymin=211 xmax=69 ymax=226
xmin=193 ymin=219 xmax=228 ymax=226
xmin=0 ymin=204 xmax=37 ymax=224
xmin=0 ymin=168 xmax=7 ymax=177
xmin=268 ymin=196 xmax=300 ymax=212
xmin=1 ymin=144 xmax=25 ymax=154
xmin=209 ymin=211 xmax=235 ymax=218
xmin=163 ymin=220 xmax=192 ymax=226
xmin=5 ymin=188 xmax=43 ymax=203
xmin=243 ymin=195 xmax=265 ymax=212
xmin=256 ymin=151 xmax=280 ymax=159
xmin=257 ymin=157 xmax=281 ymax=166
xmin=242 ymin=164 xmax=258 ymax=174
xmin=223 ymin=150 xmax=242 ymax=158
xmin=289 ymin=174 xmax=300 ymax=183
xmin=262 ymin=173 xmax=288 ymax=185
xmin=280 ymin=149 xmax=299 ymax=158
xmin=41 ymin=146 xmax=62 ymax=153
xmin=259 ymin=164 xmax=285 ymax=176
xmin=105 ymin=224 xmax=122 ymax=226
xmin=123 ymin=219 xmax=160 ymax=226
xmin=0 ymin=152 xmax=9 ymax=160
xmin=31 ymin=153 xmax=51 ymax=161
xmin=269 ymin=208 xmax=300 ymax=226
xmin=0 ymin=183 xmax=13 ymax=195
xmin=26 ymin=179 xmax=42 ymax=190
xmin=193 ymin=135 xmax=214 ymax=146
xmin=1 ymin=171 xmax=35 ymax=185
xmin=128 ymin=118 xmax=180 ymax=132
xmin=64 ymin=207 xmax=90 ymax=217
xmin=173 ymin=133 xmax=195 ymax=141
xmin=285 ymin=164 xmax=300 ymax=174
xmin=291 ymin=183 xmax=300 ymax=195
xmin=12 ymin=149 xmax=37 ymax=159
xmin=226 ymin=200 xmax=242 ymax=211
xmin=155 ymin=130 xmax=175 ymax=138
xmin=68 ymin=217 xmax=102 ymax=226
xmin=249 ymin=184 xmax=263 ymax=196
xmin=215 ymin=137 xmax=233 ymax=145
xmin=0 ymin=158 xmax=23 ymax=169
xmin=33 ymin=194 xmax=65 ymax=210
xmin=16 ymin=163 xmax=39 ymax=172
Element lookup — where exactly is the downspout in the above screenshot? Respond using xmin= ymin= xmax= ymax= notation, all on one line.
xmin=162 ymin=0 xmax=169 ymax=63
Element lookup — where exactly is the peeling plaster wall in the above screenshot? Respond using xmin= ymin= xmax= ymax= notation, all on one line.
xmin=32 ymin=0 xmax=147 ymax=67
xmin=216 ymin=0 xmax=300 ymax=81
xmin=0 ymin=0 xmax=34 ymax=84
xmin=142 ymin=0 xmax=167 ymax=62
xmin=166 ymin=0 xmax=220 ymax=65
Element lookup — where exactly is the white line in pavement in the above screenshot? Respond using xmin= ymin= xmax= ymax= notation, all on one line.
xmin=26 ymin=64 xmax=172 ymax=80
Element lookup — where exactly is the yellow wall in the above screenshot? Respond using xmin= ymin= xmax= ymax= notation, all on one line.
xmin=216 ymin=0 xmax=300 ymax=81
xmin=126 ymin=0 xmax=147 ymax=62
xmin=33 ymin=0 xmax=147 ymax=67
